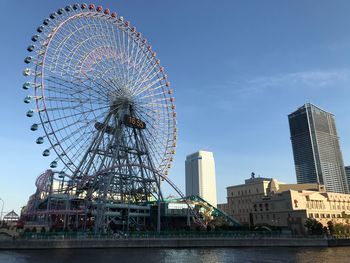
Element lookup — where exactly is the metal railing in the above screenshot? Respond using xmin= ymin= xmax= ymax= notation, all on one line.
xmin=16 ymin=230 xmax=330 ymax=240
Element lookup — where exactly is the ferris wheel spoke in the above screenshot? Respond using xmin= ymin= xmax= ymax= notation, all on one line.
xmin=128 ymin=53 xmax=153 ymax=93
xmin=87 ymin=17 xmax=126 ymax=95
xmin=119 ymin=24 xmax=130 ymax=85
xmin=141 ymin=133 xmax=168 ymax=169
xmin=127 ymin=45 xmax=148 ymax=85
xmin=134 ymin=78 xmax=166 ymax=98
xmin=58 ymin=129 xmax=97 ymax=169
xmin=134 ymin=59 xmax=162 ymax=83
xmin=44 ymin=95 xmax=106 ymax=105
xmin=45 ymin=122 xmax=94 ymax=153
xmin=44 ymin=106 xmax=109 ymax=140
xmin=133 ymin=109 xmax=172 ymax=144
xmin=127 ymin=43 xmax=144 ymax=90
xmin=113 ymin=25 xmax=128 ymax=88
xmin=127 ymin=33 xmax=137 ymax=83
xmin=137 ymin=89 xmax=168 ymax=102
xmin=46 ymin=67 xmax=111 ymax=102
xmin=41 ymin=105 xmax=109 ymax=124
xmin=108 ymin=22 xmax=129 ymax=89
xmin=49 ymin=124 xmax=93 ymax=151
xmin=47 ymin=38 xmax=119 ymax=98
xmin=132 ymin=69 xmax=161 ymax=96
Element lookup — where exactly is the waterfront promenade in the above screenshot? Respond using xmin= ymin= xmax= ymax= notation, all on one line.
xmin=1 ymin=235 xmax=349 ymax=249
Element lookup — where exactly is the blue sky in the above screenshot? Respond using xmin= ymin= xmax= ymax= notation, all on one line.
xmin=1 ymin=0 xmax=350 ymax=214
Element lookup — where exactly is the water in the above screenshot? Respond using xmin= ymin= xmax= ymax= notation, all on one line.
xmin=0 ymin=247 xmax=349 ymax=263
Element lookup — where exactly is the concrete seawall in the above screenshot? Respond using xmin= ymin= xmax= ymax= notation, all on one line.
xmin=0 ymin=237 xmax=331 ymax=249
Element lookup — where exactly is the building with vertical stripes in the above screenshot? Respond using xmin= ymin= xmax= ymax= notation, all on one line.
xmin=288 ymin=103 xmax=348 ymax=194
xmin=185 ymin=151 xmax=217 ymax=207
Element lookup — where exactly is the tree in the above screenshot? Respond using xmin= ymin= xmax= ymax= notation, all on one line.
xmin=304 ymin=218 xmax=323 ymax=235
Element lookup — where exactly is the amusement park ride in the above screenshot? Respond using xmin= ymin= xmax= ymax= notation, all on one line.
xmin=20 ymin=3 xmax=238 ymax=233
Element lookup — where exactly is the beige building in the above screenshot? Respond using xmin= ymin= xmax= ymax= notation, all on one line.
xmin=226 ymin=175 xmax=272 ymax=226
xmin=254 ymin=181 xmax=350 ymax=233
xmin=223 ymin=175 xmax=350 ymax=233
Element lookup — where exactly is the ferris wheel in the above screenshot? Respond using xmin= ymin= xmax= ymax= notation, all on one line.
xmin=23 ymin=3 xmax=177 ymax=179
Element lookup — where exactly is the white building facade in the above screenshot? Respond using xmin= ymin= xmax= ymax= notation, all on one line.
xmin=185 ymin=151 xmax=217 ymax=207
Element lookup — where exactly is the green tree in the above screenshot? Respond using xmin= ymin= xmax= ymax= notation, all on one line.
xmin=304 ymin=218 xmax=323 ymax=235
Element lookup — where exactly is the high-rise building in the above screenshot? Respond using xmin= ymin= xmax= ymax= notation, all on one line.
xmin=345 ymin=166 xmax=350 ymax=192
xmin=288 ymin=103 xmax=348 ymax=193
xmin=185 ymin=151 xmax=217 ymax=207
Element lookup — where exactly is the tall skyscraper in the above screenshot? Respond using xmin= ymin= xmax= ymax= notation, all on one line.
xmin=345 ymin=166 xmax=350 ymax=192
xmin=185 ymin=151 xmax=217 ymax=207
xmin=288 ymin=103 xmax=348 ymax=194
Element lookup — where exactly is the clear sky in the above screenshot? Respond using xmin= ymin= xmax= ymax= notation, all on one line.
xmin=1 ymin=0 xmax=350 ymax=214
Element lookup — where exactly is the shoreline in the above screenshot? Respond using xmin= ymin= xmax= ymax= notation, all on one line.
xmin=1 ymin=237 xmax=350 ymax=249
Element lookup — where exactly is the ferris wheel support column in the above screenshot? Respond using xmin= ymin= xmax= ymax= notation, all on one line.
xmin=157 ymin=175 xmax=161 ymax=233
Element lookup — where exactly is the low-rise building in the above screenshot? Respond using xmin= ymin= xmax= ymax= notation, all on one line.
xmin=226 ymin=174 xmax=272 ymax=226
xmin=253 ymin=180 xmax=350 ymax=234
xmin=217 ymin=203 xmax=228 ymax=214
xmin=225 ymin=175 xmax=350 ymax=233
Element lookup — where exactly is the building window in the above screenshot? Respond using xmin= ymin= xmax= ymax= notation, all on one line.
xmin=309 ymin=213 xmax=313 ymax=218
xmin=265 ymin=203 xmax=269 ymax=211
xmin=294 ymin=199 xmax=298 ymax=208
xmin=256 ymin=188 xmax=259 ymax=193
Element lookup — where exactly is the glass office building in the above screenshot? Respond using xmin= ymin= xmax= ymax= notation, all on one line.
xmin=288 ymin=103 xmax=348 ymax=194
xmin=346 ymin=166 xmax=350 ymax=193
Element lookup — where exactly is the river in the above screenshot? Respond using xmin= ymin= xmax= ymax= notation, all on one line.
xmin=0 ymin=247 xmax=349 ymax=262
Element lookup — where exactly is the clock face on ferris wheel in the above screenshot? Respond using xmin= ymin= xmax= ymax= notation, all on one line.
xmin=23 ymin=3 xmax=177 ymax=176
